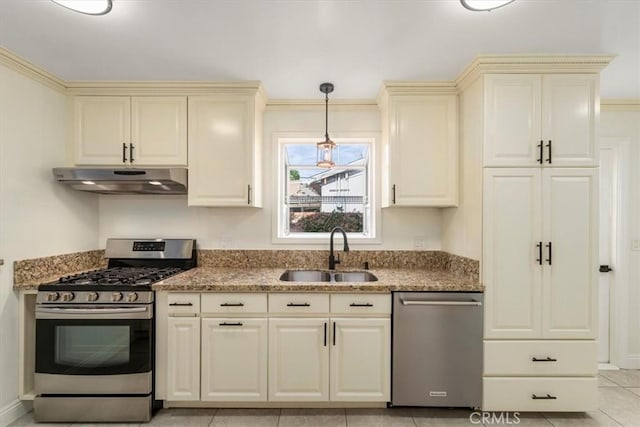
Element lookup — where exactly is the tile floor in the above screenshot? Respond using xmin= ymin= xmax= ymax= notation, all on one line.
xmin=9 ymin=370 xmax=640 ymax=427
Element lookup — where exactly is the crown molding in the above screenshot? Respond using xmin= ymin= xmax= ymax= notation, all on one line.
xmin=65 ymin=80 xmax=266 ymax=97
xmin=456 ymin=54 xmax=616 ymax=92
xmin=0 ymin=47 xmax=66 ymax=93
xmin=601 ymin=98 xmax=640 ymax=111
xmin=266 ymin=98 xmax=378 ymax=112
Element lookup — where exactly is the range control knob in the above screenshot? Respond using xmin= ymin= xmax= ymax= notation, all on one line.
xmin=87 ymin=292 xmax=99 ymax=302
xmin=111 ymin=292 xmax=124 ymax=302
xmin=61 ymin=292 xmax=75 ymax=302
xmin=46 ymin=292 xmax=60 ymax=302
xmin=126 ymin=292 xmax=138 ymax=303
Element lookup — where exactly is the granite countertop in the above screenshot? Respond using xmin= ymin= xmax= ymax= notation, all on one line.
xmin=13 ymin=268 xmax=100 ymax=291
xmin=151 ymin=267 xmax=483 ymax=293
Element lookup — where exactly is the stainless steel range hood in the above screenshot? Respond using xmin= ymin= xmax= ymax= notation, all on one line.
xmin=52 ymin=167 xmax=188 ymax=195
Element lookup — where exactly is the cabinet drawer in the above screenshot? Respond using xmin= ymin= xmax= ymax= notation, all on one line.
xmin=167 ymin=293 xmax=200 ymax=315
xmin=201 ymin=293 xmax=267 ymax=314
xmin=484 ymin=340 xmax=597 ymax=376
xmin=269 ymin=293 xmax=329 ymax=314
xmin=330 ymin=294 xmax=391 ymax=315
xmin=483 ymin=377 xmax=597 ymax=412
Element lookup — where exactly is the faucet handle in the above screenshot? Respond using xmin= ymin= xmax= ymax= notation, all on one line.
xmin=335 ymin=254 xmax=341 ymax=265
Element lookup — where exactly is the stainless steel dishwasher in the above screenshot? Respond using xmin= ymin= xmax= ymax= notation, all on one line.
xmin=392 ymin=292 xmax=483 ymax=408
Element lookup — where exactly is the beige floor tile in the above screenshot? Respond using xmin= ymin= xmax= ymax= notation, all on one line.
xmin=598 ymin=387 xmax=640 ymax=426
xmin=148 ymin=408 xmax=216 ymax=426
xmin=599 ymin=370 xmax=640 ymax=387
xmin=541 ymin=410 xmax=621 ymax=426
xmin=8 ymin=411 xmax=70 ymax=427
xmin=211 ymin=408 xmax=280 ymax=427
xmin=599 ymin=375 xmax=620 ymax=387
xmin=626 ymin=387 xmax=640 ymax=397
xmin=346 ymin=408 xmax=415 ymax=427
xmin=278 ymin=408 xmax=345 ymax=427
xmin=411 ymin=407 xmax=480 ymax=426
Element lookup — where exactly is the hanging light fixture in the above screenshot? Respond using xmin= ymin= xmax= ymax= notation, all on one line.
xmin=460 ymin=0 xmax=515 ymax=11
xmin=317 ymin=82 xmax=336 ymax=168
xmin=51 ymin=0 xmax=113 ymax=15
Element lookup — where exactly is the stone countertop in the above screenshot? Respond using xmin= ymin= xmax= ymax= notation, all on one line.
xmin=13 ymin=268 xmax=100 ymax=291
xmin=152 ymin=267 xmax=483 ymax=293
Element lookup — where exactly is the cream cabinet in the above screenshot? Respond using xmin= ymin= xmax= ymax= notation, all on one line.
xmin=167 ymin=317 xmax=200 ymax=401
xmin=379 ymin=86 xmax=458 ymax=207
xmin=483 ymin=168 xmax=598 ymax=339
xmin=187 ymin=90 xmax=264 ymax=207
xmin=268 ymin=318 xmax=330 ymax=401
xmin=74 ymin=96 xmax=187 ymax=165
xmin=201 ymin=318 xmax=267 ymax=401
xmin=483 ymin=74 xmax=598 ymax=167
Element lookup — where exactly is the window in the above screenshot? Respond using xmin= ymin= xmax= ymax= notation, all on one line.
xmin=277 ymin=138 xmax=375 ymax=241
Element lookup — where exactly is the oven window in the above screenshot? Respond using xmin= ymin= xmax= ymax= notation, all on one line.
xmin=56 ymin=325 xmax=130 ymax=368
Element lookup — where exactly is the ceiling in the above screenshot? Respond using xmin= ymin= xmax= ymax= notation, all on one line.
xmin=0 ymin=0 xmax=638 ymax=99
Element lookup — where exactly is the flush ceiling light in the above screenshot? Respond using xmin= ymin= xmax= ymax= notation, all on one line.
xmin=460 ymin=0 xmax=515 ymax=11
xmin=51 ymin=0 xmax=113 ymax=15
xmin=317 ymin=82 xmax=336 ymax=168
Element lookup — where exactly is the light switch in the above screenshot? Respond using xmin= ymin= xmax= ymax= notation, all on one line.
xmin=632 ymin=239 xmax=640 ymax=251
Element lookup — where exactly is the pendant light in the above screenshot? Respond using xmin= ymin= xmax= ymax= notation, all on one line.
xmin=317 ymin=83 xmax=336 ymax=168
xmin=51 ymin=0 xmax=113 ymax=15
xmin=460 ymin=0 xmax=515 ymax=11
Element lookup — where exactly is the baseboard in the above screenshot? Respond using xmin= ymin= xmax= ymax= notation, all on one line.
xmin=0 ymin=399 xmax=30 ymax=427
xmin=598 ymin=363 xmax=620 ymax=370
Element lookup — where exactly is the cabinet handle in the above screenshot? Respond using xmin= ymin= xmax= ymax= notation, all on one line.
xmin=537 ymin=140 xmax=543 ymax=164
xmin=545 ymin=140 xmax=552 ymax=164
xmin=532 ymin=394 xmax=557 ymax=400
xmin=546 ymin=242 xmax=552 ymax=265
xmin=392 ymin=184 xmax=396 ymax=204
xmin=219 ymin=322 xmax=243 ymax=326
xmin=287 ymin=302 xmax=310 ymax=307
xmin=532 ymin=357 xmax=557 ymax=362
xmin=332 ymin=321 xmax=336 ymax=346
xmin=169 ymin=302 xmax=193 ymax=306
xmin=350 ymin=303 xmax=373 ymax=307
xmin=247 ymin=184 xmax=251 ymax=205
xmin=220 ymin=302 xmax=244 ymax=307
xmin=129 ymin=143 xmax=135 ymax=163
xmin=536 ymin=242 xmax=543 ymax=265
xmin=324 ymin=322 xmax=327 ymax=347
xmin=122 ymin=143 xmax=128 ymax=163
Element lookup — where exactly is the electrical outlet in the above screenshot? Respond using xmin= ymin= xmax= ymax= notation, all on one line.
xmin=632 ymin=239 xmax=640 ymax=251
xmin=413 ymin=237 xmax=426 ymax=250
xmin=220 ymin=238 xmax=233 ymax=249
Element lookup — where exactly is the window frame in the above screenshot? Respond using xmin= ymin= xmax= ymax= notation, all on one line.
xmin=272 ymin=134 xmax=381 ymax=245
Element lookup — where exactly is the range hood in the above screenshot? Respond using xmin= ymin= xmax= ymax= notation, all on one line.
xmin=52 ymin=167 xmax=188 ymax=194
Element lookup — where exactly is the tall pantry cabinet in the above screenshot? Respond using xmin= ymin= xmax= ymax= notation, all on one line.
xmin=457 ymin=56 xmax=612 ymax=412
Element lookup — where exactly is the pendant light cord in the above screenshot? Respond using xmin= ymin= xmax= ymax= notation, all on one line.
xmin=325 ymin=91 xmax=329 ymax=141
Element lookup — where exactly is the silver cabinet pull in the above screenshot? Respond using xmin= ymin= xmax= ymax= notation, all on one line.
xmin=400 ymin=300 xmax=482 ymax=307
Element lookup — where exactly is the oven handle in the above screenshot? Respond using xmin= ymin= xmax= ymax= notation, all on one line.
xmin=36 ymin=306 xmax=152 ymax=319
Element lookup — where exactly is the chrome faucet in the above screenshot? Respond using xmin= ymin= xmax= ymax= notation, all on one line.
xmin=328 ymin=226 xmax=350 ymax=270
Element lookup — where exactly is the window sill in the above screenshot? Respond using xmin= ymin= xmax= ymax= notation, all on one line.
xmin=272 ymin=234 xmax=382 ymax=245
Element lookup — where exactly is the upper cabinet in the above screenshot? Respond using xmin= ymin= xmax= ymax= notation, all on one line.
xmin=74 ymin=96 xmax=187 ymax=166
xmin=379 ymin=85 xmax=459 ymax=207
xmin=188 ymin=89 xmax=265 ymax=207
xmin=483 ymin=74 xmax=598 ymax=167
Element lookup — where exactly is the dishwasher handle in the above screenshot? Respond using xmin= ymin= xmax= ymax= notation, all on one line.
xmin=400 ymin=299 xmax=482 ymax=307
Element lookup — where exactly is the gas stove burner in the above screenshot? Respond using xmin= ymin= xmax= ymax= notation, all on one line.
xmin=50 ymin=266 xmax=187 ymax=291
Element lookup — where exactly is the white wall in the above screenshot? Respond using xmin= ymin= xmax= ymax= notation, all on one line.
xmin=601 ymin=106 xmax=640 ymax=368
xmin=0 ymin=63 xmax=99 ymax=425
xmin=98 ymin=107 xmax=443 ymax=250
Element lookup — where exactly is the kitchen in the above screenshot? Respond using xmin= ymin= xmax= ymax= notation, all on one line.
xmin=1 ymin=0 xmax=640 ymax=426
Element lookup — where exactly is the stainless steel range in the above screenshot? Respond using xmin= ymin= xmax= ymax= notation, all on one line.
xmin=34 ymin=238 xmax=196 ymax=423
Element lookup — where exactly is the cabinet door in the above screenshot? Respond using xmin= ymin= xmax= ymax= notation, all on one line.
xmin=542 ymin=75 xmax=598 ymax=166
xmin=386 ymin=95 xmax=458 ymax=206
xmin=330 ymin=318 xmax=390 ymax=402
xmin=131 ymin=96 xmax=187 ymax=165
xmin=483 ymin=75 xmax=542 ymax=167
xmin=483 ymin=168 xmax=543 ymax=338
xmin=201 ymin=318 xmax=267 ymax=401
xmin=188 ymin=95 xmax=260 ymax=207
xmin=167 ymin=317 xmax=200 ymax=401
xmin=268 ymin=318 xmax=328 ymax=401
xmin=74 ymin=96 xmax=130 ymax=165
xmin=542 ymin=168 xmax=598 ymax=338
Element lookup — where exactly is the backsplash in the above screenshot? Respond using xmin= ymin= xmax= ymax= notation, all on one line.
xmin=13 ymin=250 xmax=106 ymax=287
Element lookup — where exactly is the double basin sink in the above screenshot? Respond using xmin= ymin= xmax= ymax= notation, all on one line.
xmin=279 ymin=270 xmax=378 ymax=283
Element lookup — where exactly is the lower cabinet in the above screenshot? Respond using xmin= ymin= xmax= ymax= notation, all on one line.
xmin=167 ymin=317 xmax=200 ymax=401
xmin=201 ymin=318 xmax=268 ymax=401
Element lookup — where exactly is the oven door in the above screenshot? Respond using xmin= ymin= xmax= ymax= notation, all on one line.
xmin=35 ymin=304 xmax=153 ymax=395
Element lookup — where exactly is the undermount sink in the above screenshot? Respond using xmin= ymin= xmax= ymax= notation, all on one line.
xmin=279 ymin=270 xmax=378 ymax=283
